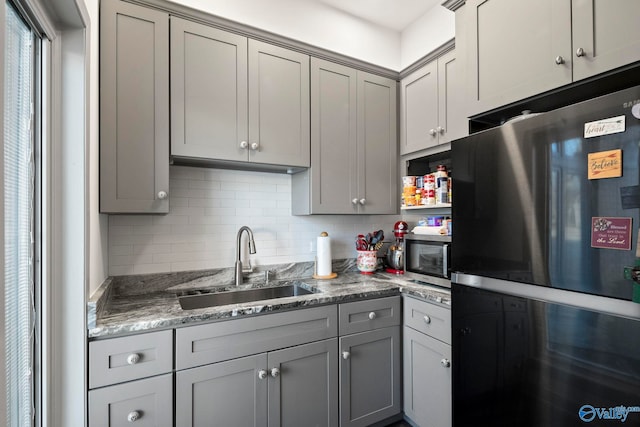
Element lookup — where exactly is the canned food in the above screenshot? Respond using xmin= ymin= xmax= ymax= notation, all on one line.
xmin=402 ymin=176 xmax=416 ymax=187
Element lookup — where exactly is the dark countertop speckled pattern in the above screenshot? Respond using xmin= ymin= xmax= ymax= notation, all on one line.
xmin=88 ymin=260 xmax=451 ymax=339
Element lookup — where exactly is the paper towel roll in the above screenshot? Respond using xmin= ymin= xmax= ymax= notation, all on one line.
xmin=316 ymin=232 xmax=332 ymax=276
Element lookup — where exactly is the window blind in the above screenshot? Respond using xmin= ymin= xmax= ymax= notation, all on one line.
xmin=4 ymin=1 xmax=35 ymax=425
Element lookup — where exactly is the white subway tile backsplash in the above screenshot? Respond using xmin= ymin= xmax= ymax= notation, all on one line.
xmin=108 ymin=165 xmax=398 ymax=276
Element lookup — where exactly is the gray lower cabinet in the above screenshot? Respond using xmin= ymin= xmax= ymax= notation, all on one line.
xmin=292 ymin=58 xmax=397 ymax=215
xmin=100 ymin=0 xmax=170 ymax=213
xmin=89 ymin=374 xmax=173 ymax=427
xmin=174 ymin=305 xmax=339 ymax=426
xmin=338 ymin=297 xmax=402 ymax=426
xmin=175 ymin=339 xmax=338 ymax=427
xmin=402 ymin=297 xmax=451 ymax=427
xmin=400 ymin=48 xmax=466 ymax=156
xmin=87 ymin=330 xmax=174 ymax=427
xmin=170 ymin=16 xmax=310 ymax=168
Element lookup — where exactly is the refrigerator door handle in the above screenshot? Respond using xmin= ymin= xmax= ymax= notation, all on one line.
xmin=443 ymin=244 xmax=450 ymax=278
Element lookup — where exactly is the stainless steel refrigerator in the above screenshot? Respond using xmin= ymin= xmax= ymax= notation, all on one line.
xmin=451 ymin=85 xmax=640 ymax=426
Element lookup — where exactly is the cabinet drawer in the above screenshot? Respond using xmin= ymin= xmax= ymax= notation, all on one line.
xmin=339 ymin=296 xmax=401 ymax=335
xmin=89 ymin=329 xmax=173 ymax=389
xmin=403 ymin=296 xmax=451 ymax=344
xmin=88 ymin=373 xmax=173 ymax=427
xmin=175 ymin=305 xmax=338 ymax=370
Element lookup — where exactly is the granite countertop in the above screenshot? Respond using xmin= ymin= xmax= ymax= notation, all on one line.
xmin=88 ymin=259 xmax=451 ymax=339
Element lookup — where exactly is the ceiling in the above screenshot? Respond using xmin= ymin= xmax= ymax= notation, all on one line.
xmin=314 ymin=0 xmax=442 ymax=31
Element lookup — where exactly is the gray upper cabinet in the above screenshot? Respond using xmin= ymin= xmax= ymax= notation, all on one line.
xmin=248 ymin=40 xmax=310 ymax=167
xmin=571 ymin=0 xmax=640 ymax=81
xmin=292 ymin=58 xmax=397 ymax=215
xmin=465 ymin=0 xmax=640 ymax=116
xmin=400 ymin=48 xmax=466 ymax=156
xmin=171 ymin=18 xmax=310 ymax=168
xmin=100 ymin=0 xmax=170 ymax=213
xmin=465 ymin=0 xmax=572 ymax=116
xmin=170 ymin=17 xmax=248 ymax=162
xmin=357 ymin=72 xmax=398 ymax=214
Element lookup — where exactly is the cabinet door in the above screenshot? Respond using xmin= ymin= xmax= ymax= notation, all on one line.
xmin=248 ymin=40 xmax=310 ymax=167
xmin=400 ymin=60 xmax=439 ymax=155
xmin=437 ymin=49 xmax=467 ymax=143
xmin=88 ymin=374 xmax=173 ymax=427
xmin=268 ymin=338 xmax=339 ymax=427
xmin=466 ymin=0 xmax=572 ymax=116
xmin=339 ymin=327 xmax=401 ymax=427
xmin=170 ymin=17 xmax=248 ymax=162
xmin=100 ymin=0 xmax=169 ymax=213
xmin=572 ymin=0 xmax=640 ymax=81
xmin=175 ymin=354 xmax=268 ymax=427
xmin=357 ymin=72 xmax=398 ymax=214
xmin=403 ymin=327 xmax=451 ymax=427
xmin=308 ymin=58 xmax=358 ymax=214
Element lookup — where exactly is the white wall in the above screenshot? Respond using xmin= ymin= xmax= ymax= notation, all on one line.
xmin=400 ymin=5 xmax=455 ymax=69
xmin=109 ymin=166 xmax=398 ymax=275
xmin=177 ymin=0 xmax=401 ymax=70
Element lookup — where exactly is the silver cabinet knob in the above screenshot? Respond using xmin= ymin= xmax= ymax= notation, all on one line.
xmin=429 ymin=128 xmax=437 ymax=136
xmin=437 ymin=126 xmax=445 ymax=135
xmin=127 ymin=411 xmax=141 ymax=422
xmin=423 ymin=315 xmax=431 ymax=324
xmin=441 ymin=358 xmax=451 ymax=368
xmin=359 ymin=198 xmax=366 ymax=205
xmin=555 ymin=55 xmax=565 ymax=65
xmin=240 ymin=140 xmax=248 ymax=149
xmin=270 ymin=367 xmax=280 ymax=378
xmin=126 ymin=353 xmax=140 ymax=365
xmin=257 ymin=369 xmax=268 ymax=380
xmin=157 ymin=191 xmax=167 ymax=200
xmin=368 ymin=311 xmax=377 ymax=320
xmin=352 ymin=198 xmax=359 ymax=205
xmin=342 ymin=351 xmax=350 ymax=360
xmin=250 ymin=142 xmax=259 ymax=151
xmin=576 ymin=47 xmax=585 ymax=57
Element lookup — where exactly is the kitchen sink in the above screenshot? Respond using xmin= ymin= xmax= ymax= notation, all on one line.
xmin=177 ymin=283 xmax=318 ymax=310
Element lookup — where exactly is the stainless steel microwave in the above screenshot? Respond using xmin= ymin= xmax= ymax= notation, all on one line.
xmin=404 ymin=234 xmax=451 ymax=288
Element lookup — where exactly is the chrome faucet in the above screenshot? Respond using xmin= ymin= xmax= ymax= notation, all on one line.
xmin=235 ymin=226 xmax=256 ymax=286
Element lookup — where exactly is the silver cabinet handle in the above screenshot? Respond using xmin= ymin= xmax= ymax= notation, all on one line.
xmin=240 ymin=141 xmax=248 ymax=149
xmin=258 ymin=369 xmax=268 ymax=380
xmin=437 ymin=126 xmax=445 ymax=135
xmin=127 ymin=411 xmax=141 ymax=422
xmin=429 ymin=128 xmax=437 ymax=136
xmin=126 ymin=353 xmax=140 ymax=365
xmin=157 ymin=191 xmax=167 ymax=200
xmin=368 ymin=311 xmax=377 ymax=320
xmin=441 ymin=358 xmax=451 ymax=368
xmin=576 ymin=47 xmax=585 ymax=57
xmin=270 ymin=367 xmax=280 ymax=378
xmin=359 ymin=198 xmax=366 ymax=205
xmin=342 ymin=351 xmax=350 ymax=360
xmin=555 ymin=55 xmax=565 ymax=65
xmin=352 ymin=198 xmax=359 ymax=205
xmin=250 ymin=142 xmax=259 ymax=151
xmin=423 ymin=315 xmax=431 ymax=324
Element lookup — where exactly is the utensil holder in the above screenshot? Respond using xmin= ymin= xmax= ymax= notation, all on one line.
xmin=356 ymin=250 xmax=378 ymax=274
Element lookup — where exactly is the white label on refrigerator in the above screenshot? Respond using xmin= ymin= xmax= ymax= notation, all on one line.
xmin=584 ymin=115 xmax=626 ymax=138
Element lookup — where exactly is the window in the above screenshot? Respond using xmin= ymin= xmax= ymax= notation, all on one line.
xmin=4 ymin=1 xmax=39 ymax=425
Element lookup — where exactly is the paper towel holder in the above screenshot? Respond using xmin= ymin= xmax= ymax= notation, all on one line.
xmin=313 ymin=231 xmax=338 ymax=279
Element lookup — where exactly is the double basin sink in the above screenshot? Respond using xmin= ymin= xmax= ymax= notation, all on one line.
xmin=177 ymin=282 xmax=318 ymax=310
